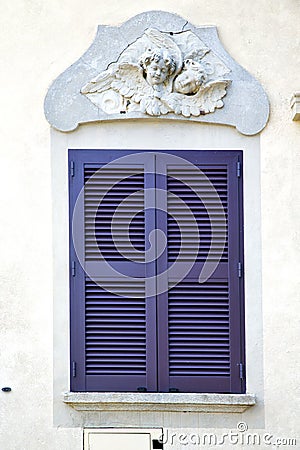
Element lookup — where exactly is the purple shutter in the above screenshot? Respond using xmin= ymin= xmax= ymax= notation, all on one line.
xmin=155 ymin=150 xmax=245 ymax=393
xmin=69 ymin=149 xmax=245 ymax=393
xmin=69 ymin=150 xmax=157 ymax=392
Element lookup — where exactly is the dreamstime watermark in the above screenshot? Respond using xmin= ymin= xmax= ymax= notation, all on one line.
xmin=72 ymin=152 xmax=227 ymax=297
xmin=158 ymin=423 xmax=297 ymax=447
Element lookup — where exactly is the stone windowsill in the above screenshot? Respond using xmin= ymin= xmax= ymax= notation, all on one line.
xmin=63 ymin=392 xmax=256 ymax=413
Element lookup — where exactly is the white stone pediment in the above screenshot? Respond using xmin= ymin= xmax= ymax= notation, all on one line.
xmin=44 ymin=11 xmax=269 ymax=135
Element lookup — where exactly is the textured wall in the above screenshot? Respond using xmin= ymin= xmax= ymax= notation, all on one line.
xmin=0 ymin=1 xmax=299 ymax=449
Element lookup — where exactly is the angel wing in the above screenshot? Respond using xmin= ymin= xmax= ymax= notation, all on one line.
xmin=168 ymin=80 xmax=231 ymax=117
xmin=81 ymin=65 xmax=117 ymax=94
xmin=81 ymin=63 xmax=151 ymax=103
xmin=111 ymin=63 xmax=152 ymax=103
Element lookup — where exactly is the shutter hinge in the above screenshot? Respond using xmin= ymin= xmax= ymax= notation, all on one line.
xmin=236 ymin=161 xmax=241 ymax=178
xmin=70 ymin=160 xmax=75 ymax=177
xmin=72 ymin=361 xmax=77 ymax=378
xmin=239 ymin=363 xmax=245 ymax=380
xmin=238 ymin=261 xmax=243 ymax=278
xmin=71 ymin=261 xmax=76 ymax=277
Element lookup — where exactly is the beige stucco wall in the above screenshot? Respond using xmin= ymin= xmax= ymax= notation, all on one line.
xmin=0 ymin=1 xmax=299 ymax=449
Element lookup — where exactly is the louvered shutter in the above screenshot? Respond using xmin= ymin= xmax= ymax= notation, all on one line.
xmin=69 ymin=149 xmax=244 ymax=394
xmin=155 ymin=151 xmax=244 ymax=393
xmin=69 ymin=150 xmax=157 ymax=392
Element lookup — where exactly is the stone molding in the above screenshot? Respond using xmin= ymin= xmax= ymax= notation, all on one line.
xmin=291 ymin=93 xmax=300 ymax=121
xmin=63 ymin=392 xmax=256 ymax=413
xmin=44 ymin=11 xmax=269 ymax=135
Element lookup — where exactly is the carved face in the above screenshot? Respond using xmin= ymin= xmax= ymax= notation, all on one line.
xmin=146 ymin=59 xmax=170 ymax=86
xmin=174 ymin=69 xmax=201 ymax=95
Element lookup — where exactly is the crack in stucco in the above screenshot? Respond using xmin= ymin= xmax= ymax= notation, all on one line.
xmin=182 ymin=21 xmax=189 ymax=31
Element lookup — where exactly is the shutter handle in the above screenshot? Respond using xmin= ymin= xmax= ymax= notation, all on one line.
xmin=137 ymin=386 xmax=147 ymax=392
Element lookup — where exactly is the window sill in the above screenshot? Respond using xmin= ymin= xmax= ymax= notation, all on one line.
xmin=63 ymin=392 xmax=256 ymax=413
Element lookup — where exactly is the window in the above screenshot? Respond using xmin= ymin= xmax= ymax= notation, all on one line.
xmin=69 ymin=149 xmax=245 ymax=393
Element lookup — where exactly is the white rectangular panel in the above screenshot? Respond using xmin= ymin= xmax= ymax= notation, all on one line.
xmin=84 ymin=428 xmax=162 ymax=450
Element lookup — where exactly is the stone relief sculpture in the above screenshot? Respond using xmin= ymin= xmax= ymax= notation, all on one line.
xmin=44 ymin=11 xmax=270 ymax=134
xmin=81 ymin=28 xmax=231 ymax=117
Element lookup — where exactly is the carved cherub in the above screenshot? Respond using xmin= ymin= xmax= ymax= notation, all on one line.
xmin=162 ymin=58 xmax=231 ymax=117
xmin=139 ymin=47 xmax=176 ymax=89
xmin=134 ymin=47 xmax=176 ymax=114
xmin=173 ymin=59 xmax=207 ymax=95
xmin=81 ymin=27 xmax=231 ymax=117
xmin=81 ymin=28 xmax=181 ymax=116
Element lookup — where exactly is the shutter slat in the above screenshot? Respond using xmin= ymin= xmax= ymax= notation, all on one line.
xmin=84 ymin=170 xmax=145 ymax=262
xmin=167 ymin=280 xmax=230 ymax=377
xmin=167 ymin=166 xmax=228 ymax=263
xmin=85 ymin=278 xmax=147 ymax=376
